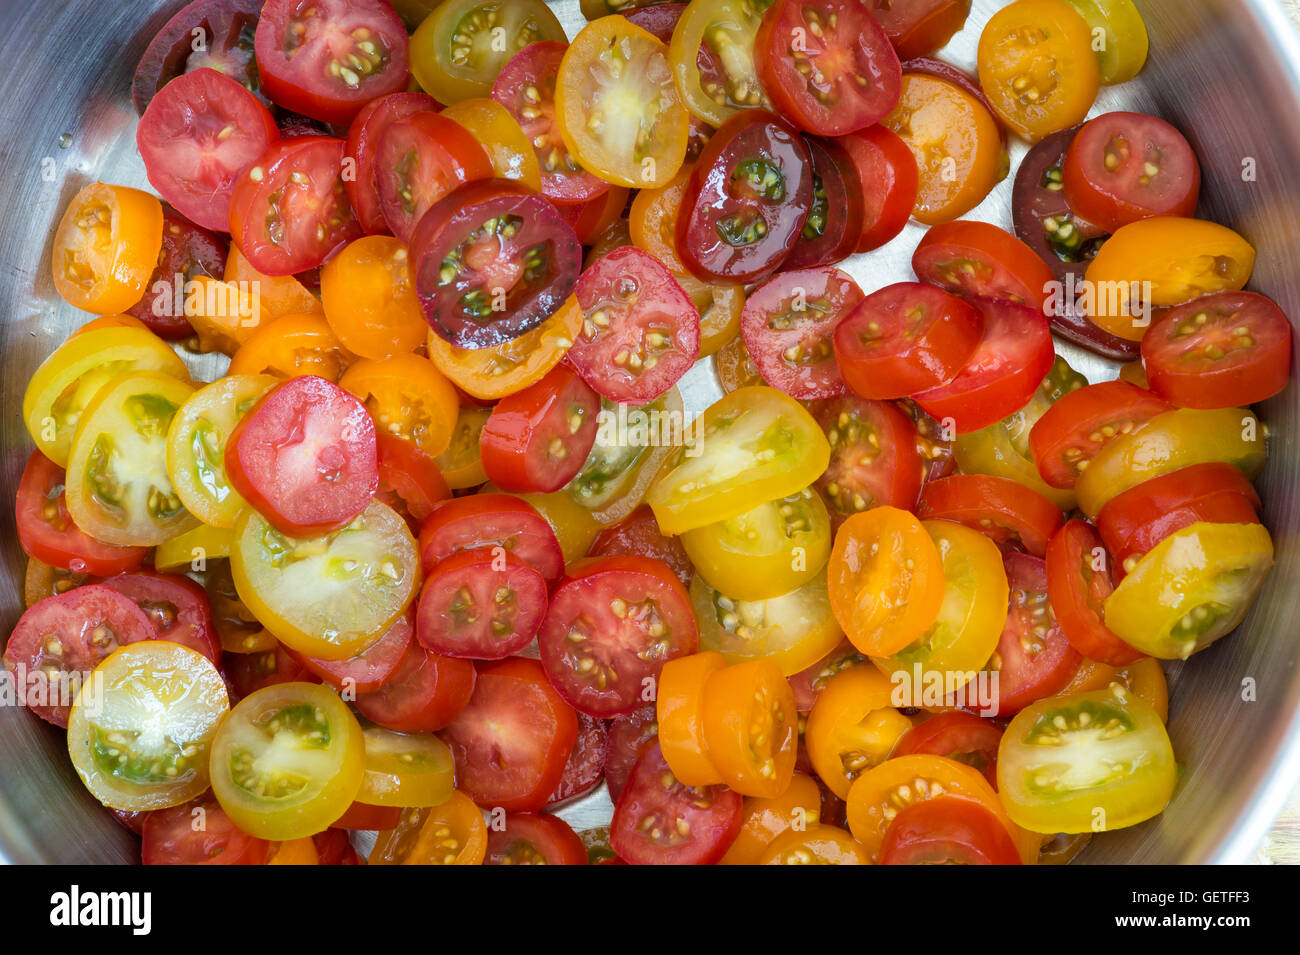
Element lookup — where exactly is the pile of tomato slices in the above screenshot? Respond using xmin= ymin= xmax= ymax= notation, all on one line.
xmin=6 ymin=0 xmax=1293 ymax=867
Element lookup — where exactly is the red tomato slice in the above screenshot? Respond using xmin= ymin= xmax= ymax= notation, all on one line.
xmin=228 ymin=136 xmax=363 ymax=276
xmin=893 ymin=711 xmax=1003 ymax=787
xmin=313 ymin=828 xmax=361 ymax=865
xmin=142 ymin=793 xmax=269 ymax=865
xmin=353 ymin=641 xmax=476 ymax=733
xmin=914 ymin=297 xmax=1055 ymax=434
xmin=589 ymin=505 xmax=695 ymax=587
xmin=439 ymin=657 xmax=578 ymax=812
xmin=101 ymin=570 xmax=222 ymax=666
xmin=137 ymin=67 xmax=279 ymax=233
xmin=15 ymin=451 xmax=148 ymax=577
xmin=485 ymin=811 xmax=588 ymax=865
xmin=569 ymin=246 xmax=701 ymax=404
xmin=333 ymin=801 xmax=404 ymax=831
xmin=986 ymin=553 xmax=1080 ymax=717
xmin=755 ymin=0 xmax=902 ymax=136
xmin=741 ymin=266 xmax=864 ymax=400
xmin=812 ymin=395 xmax=923 ymax=519
xmin=2 ymin=585 xmax=156 ymax=726
xmin=836 ymin=124 xmax=918 ymax=253
xmin=1096 ymin=463 xmax=1262 ymax=576
xmin=880 ymin=794 xmax=1021 ymax=865
xmin=556 ymin=186 xmax=631 ymax=244
xmin=787 ymin=639 xmax=866 ymax=713
xmin=834 ymin=281 xmax=983 ymax=400
xmin=375 ymin=434 xmax=451 ymax=531
xmin=290 ymin=609 xmax=414 ymax=693
xmin=917 ymin=474 xmax=1063 ymax=557
xmin=611 ymin=740 xmax=743 ymax=865
xmin=224 ymin=642 xmax=318 ymax=699
xmin=416 ymin=548 xmax=548 ymax=659
xmin=912 ymin=220 xmax=1055 ymax=313
xmin=546 ymin=712 xmax=609 ymax=808
xmin=226 ymin=375 xmax=378 ymax=536
xmin=418 ymin=494 xmax=565 ymax=581
xmin=480 ymin=364 xmax=601 ymax=493
xmin=344 ymin=92 xmax=442 ymax=236
xmin=782 ymin=138 xmax=866 ymax=271
xmin=1028 ymin=380 xmax=1173 ymax=490
xmin=538 ymin=555 xmax=699 ymax=718
xmin=491 ymin=41 xmax=612 ymax=206
xmin=1044 ymin=519 xmax=1143 ymax=667
xmin=866 ymin=0 xmax=971 ymax=60
xmin=373 ymin=111 xmax=493 ymax=244
xmin=1141 ymin=291 xmax=1293 ymax=410
xmin=604 ymin=702 xmax=659 ymax=803
xmin=1062 ymin=111 xmax=1200 ymax=234
xmin=253 ymin=0 xmax=411 ymax=125
xmin=126 ymin=205 xmax=229 ymax=340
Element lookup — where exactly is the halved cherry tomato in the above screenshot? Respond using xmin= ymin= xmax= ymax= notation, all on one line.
xmin=410 ymin=0 xmax=566 ymax=105
xmin=667 ymin=0 xmax=773 ymax=128
xmin=657 ymin=651 xmax=728 ymax=786
xmin=918 ymin=474 xmax=1063 ymax=557
xmin=998 ymin=686 xmax=1175 ymax=833
xmin=827 ymin=506 xmax=944 ymax=658
xmin=741 ymin=266 xmax=862 ymax=400
xmin=701 ymin=659 xmax=798 ymax=798
xmin=880 ymin=794 xmax=1023 ymax=864
xmin=882 ymin=73 xmax=1002 ymax=224
xmin=894 ymin=711 xmax=1003 ymax=787
xmin=485 ymin=812 xmax=588 ymax=865
xmin=343 ymin=92 xmax=442 ymax=236
xmin=834 ymin=282 xmax=983 ymax=400
xmin=101 ymin=570 xmax=221 ymax=665
xmin=440 ymin=657 xmax=578 ymax=811
xmin=977 ymin=0 xmax=1099 ymax=142
xmin=437 ymin=406 xmax=491 ymax=490
xmin=539 ymin=555 xmax=699 ymax=717
xmin=1063 ymin=111 xmax=1199 ymax=234
xmin=416 ymin=548 xmax=547 ymax=659
xmin=127 ymin=206 xmax=229 ymax=340
xmin=225 ymin=640 xmax=316 ymax=698
xmin=253 ymin=0 xmax=410 ymax=124
xmin=141 ymin=792 xmax=269 ymax=865
xmin=714 ymin=330 xmax=764 ymax=394
xmin=23 ymin=557 xmax=93 ymax=609
xmin=370 ymin=792 xmax=488 ymax=865
xmin=805 ymin=664 xmax=912 ymax=798
xmin=1059 ymin=654 xmax=1168 ymax=723
xmin=15 ymin=451 xmax=147 ymax=576
xmin=787 ymin=639 xmax=866 ymax=712
xmin=914 ymin=297 xmax=1055 ymax=435
xmin=357 ymin=725 xmax=455 ymax=809
xmin=719 ymin=771 xmax=821 ymax=864
xmin=760 ymin=823 xmax=870 ymax=864
xmin=320 ymin=236 xmax=428 ymax=361
xmin=291 ymin=609 xmax=414 ymax=694
xmin=333 ymin=801 xmax=404 ymax=831
xmin=227 ymin=313 xmax=354 ymax=382
xmin=1141 ymin=291 xmax=1292 ymax=409
xmin=610 ymin=740 xmax=743 ymax=865
xmin=374 ymin=435 xmax=451 ymax=530
xmin=677 ymin=110 xmax=813 ymax=283
xmin=755 ymin=0 xmax=902 ymax=136
xmin=441 ymin=97 xmax=544 ymax=193
xmin=866 ymin=0 xmax=971 ymax=60
xmin=556 ymin=187 xmax=631 ymax=244
xmin=339 ymin=353 xmax=459 ymax=460
xmin=913 ymin=220 xmax=1054 ymax=313
xmin=419 ymin=493 xmax=565 ymax=580
xmin=226 ymin=375 xmax=377 ymax=536
xmin=354 ymin=641 xmax=476 ymax=733
xmin=547 ymin=713 xmax=610 ymax=807
xmin=52 ymin=183 xmax=163 ymax=315
xmin=137 ymin=68 xmax=278 ymax=234
xmin=781 ymin=138 xmax=865 ymax=270
xmin=835 ymin=123 xmax=919 ymax=252
xmin=1044 ymin=519 xmax=1143 ymax=667
xmin=591 ymin=507 xmax=695 ymax=586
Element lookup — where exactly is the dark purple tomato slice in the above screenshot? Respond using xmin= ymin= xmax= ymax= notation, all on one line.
xmin=603 ymin=702 xmax=659 ymax=802
xmin=127 ymin=205 xmax=229 ymax=339
xmin=782 ymin=137 xmax=866 ymax=271
xmin=546 ymin=712 xmax=610 ymax=808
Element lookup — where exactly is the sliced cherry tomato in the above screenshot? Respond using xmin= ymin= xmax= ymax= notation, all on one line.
xmin=605 ymin=703 xmax=660 ymax=803
xmin=657 ymin=651 xmax=728 ymax=786
xmin=52 ymin=183 xmax=163 ymax=315
xmin=227 ymin=312 xmax=354 ymax=382
xmin=787 ymin=639 xmax=866 ymax=713
xmin=369 ymin=792 xmax=488 ymax=864
xmin=253 ymin=0 xmax=410 ymax=124
xmin=357 ymin=725 xmax=455 ymax=809
xmin=226 ymin=375 xmax=377 ymax=536
xmin=590 ymin=505 xmax=695 ymax=586
xmin=1062 ymin=111 xmax=1200 ymax=233
xmin=881 ymin=73 xmax=1002 ymax=224
xmin=539 ymin=555 xmax=699 ymax=717
xmin=339 ymin=353 xmax=459 ymax=460
xmin=228 ymin=136 xmax=363 ymax=276
xmin=782 ymin=138 xmax=866 ymax=270
xmin=15 ymin=450 xmax=148 ymax=577
xmin=835 ymin=123 xmax=918 ymax=252
xmin=320 ymin=236 xmax=428 ymax=360
xmin=998 ymin=686 xmax=1175 ymax=832
xmin=416 ymin=548 xmax=547 ymax=659
xmin=894 ymin=711 xmax=1003 ymax=786
xmin=914 ymin=297 xmax=1055 ymax=435
xmin=1141 ymin=291 xmax=1293 ymax=409
xmin=1059 ymin=654 xmax=1168 ymax=723
xmin=291 ymin=609 xmax=414 ymax=694
xmin=23 ymin=558 xmax=94 ymax=609
xmin=913 ymin=220 xmax=1054 ymax=314
xmin=439 ymin=657 xmax=578 ymax=811
xmin=100 ymin=570 xmax=221 ymax=665
xmin=610 ymin=741 xmax=743 ymax=865
xmin=485 ymin=812 xmax=588 ymax=865
xmin=1045 ymin=519 xmax=1143 ymax=666
xmin=718 ymin=771 xmax=821 ymax=864
xmin=354 ymin=641 xmax=477 ymax=733
xmin=440 ymin=97 xmax=544 ymax=193
xmin=556 ymin=186 xmax=631 ymax=244
xmin=226 ymin=641 xmax=314 ymax=699
xmin=977 ymin=0 xmax=1099 ymax=142
xmin=760 ymin=823 xmax=870 ymax=863
xmin=547 ymin=713 xmax=610 ymax=807
xmin=812 ymin=395 xmax=924 ymax=520
xmin=480 ymin=364 xmax=600 ymax=493
xmin=880 ymin=794 xmax=1023 ymax=864
xmin=755 ymin=0 xmax=901 ymax=136
xmin=1065 ymin=0 xmax=1149 ymax=85
xmin=714 ymin=330 xmax=764 ymax=394
xmin=677 ymin=110 xmax=813 ymax=283
xmin=141 ymin=792 xmax=269 ymax=865
xmin=419 ymin=493 xmax=565 ymax=580
xmin=437 ymin=406 xmax=491 ymax=490
xmin=127 ymin=206 xmax=230 ymax=340
xmin=701 ymin=659 xmax=798 ymax=798
xmin=137 ymin=68 xmax=278 ymax=234
xmin=412 ymin=179 xmax=582 ymax=350
xmin=333 ymin=801 xmax=404 ymax=831
xmin=866 ymin=0 xmax=971 ymax=60
xmin=918 ymin=474 xmax=1064 ymax=557
xmin=741 ymin=266 xmax=862 ymax=400
xmin=667 ymin=0 xmax=774 ymax=128
xmin=343 ymin=92 xmax=442 ymax=236
xmin=805 ymin=664 xmax=912 ymax=799
xmin=834 ymin=282 xmax=983 ymax=400
xmin=132 ymin=0 xmax=267 ymax=114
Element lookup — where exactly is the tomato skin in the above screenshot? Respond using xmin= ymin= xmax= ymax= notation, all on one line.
xmin=15 ymin=451 xmax=148 ymax=577
xmin=755 ymin=0 xmax=902 ymax=137
xmin=290 ymin=609 xmax=414 ymax=694
xmin=354 ymin=642 xmax=477 ymax=733
xmin=1044 ymin=519 xmax=1143 ymax=666
xmin=137 ymin=68 xmax=279 ymax=234
xmin=894 ymin=711 xmax=1002 ymax=787
xmin=485 ymin=812 xmax=589 ymax=865
xmin=419 ymin=494 xmax=565 ymax=581
xmin=439 ymin=657 xmax=578 ymax=812
xmin=913 ymin=220 xmax=1055 ymax=314
xmin=344 ymin=92 xmax=442 ymax=236
xmin=100 ymin=571 xmax=222 ymax=666
xmin=604 ymin=702 xmax=660 ymax=802
xmin=375 ymin=435 xmax=451 ymax=530
xmin=867 ymin=0 xmax=972 ymax=60
xmin=917 ymin=474 xmax=1064 ymax=557
xmin=1141 ymin=291 xmax=1293 ymax=409
xmin=546 ymin=713 xmax=609 ymax=807
xmin=590 ymin=506 xmax=695 ymax=587
xmin=225 ymin=375 xmax=378 ymax=537
xmin=835 ymin=124 xmax=919 ymax=253
xmin=254 ymin=0 xmax=411 ymax=124
xmin=880 ymin=795 xmax=1023 ymax=865
xmin=834 ymin=282 xmax=984 ymax=400
xmin=141 ymin=793 xmax=269 ymax=865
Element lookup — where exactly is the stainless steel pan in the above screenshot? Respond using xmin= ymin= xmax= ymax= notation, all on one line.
xmin=1 ymin=0 xmax=1298 ymax=863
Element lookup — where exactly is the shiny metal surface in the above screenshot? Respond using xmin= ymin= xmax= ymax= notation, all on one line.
xmin=2 ymin=0 xmax=1299 ymax=863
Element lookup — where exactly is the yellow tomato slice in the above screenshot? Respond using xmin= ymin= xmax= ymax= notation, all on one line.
xmin=359 ymin=725 xmax=456 ymax=808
